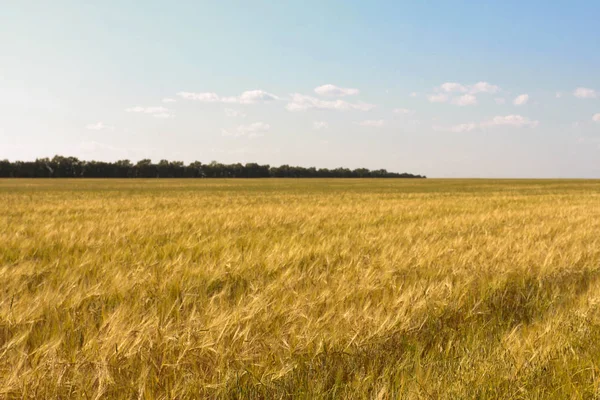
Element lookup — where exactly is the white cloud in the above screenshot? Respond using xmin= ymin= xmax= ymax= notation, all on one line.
xmin=409 ymin=92 xmax=418 ymax=97
xmin=162 ymin=98 xmax=176 ymax=103
xmin=513 ymin=94 xmax=529 ymax=106
xmin=495 ymin=98 xmax=506 ymax=104
xmin=593 ymin=113 xmax=600 ymax=122
xmin=286 ymin=93 xmax=375 ymax=112
xmin=431 ymin=93 xmax=479 ymax=106
xmin=222 ymin=122 xmax=270 ymax=138
xmin=177 ymin=92 xmax=220 ymax=102
xmin=177 ymin=90 xmax=279 ymax=104
xmin=428 ymin=93 xmax=449 ymax=103
xmin=313 ymin=121 xmax=329 ymax=130
xmin=451 ymin=123 xmax=478 ymax=132
xmin=433 ymin=122 xmax=478 ymax=133
xmin=222 ymin=90 xmax=279 ymax=104
xmin=85 ymin=122 xmax=111 ymax=130
xmin=152 ymin=112 xmax=174 ymax=119
xmin=224 ymin=108 xmax=246 ymax=118
xmin=126 ymin=106 xmax=169 ymax=114
xmin=438 ymin=81 xmax=500 ymax=94
xmin=469 ymin=82 xmax=500 ymax=94
xmin=451 ymin=94 xmax=477 ymax=106
xmin=126 ymin=106 xmax=173 ymax=118
xmin=440 ymin=82 xmax=468 ymax=93
xmin=482 ymin=115 xmax=539 ymax=128
xmin=429 ymin=82 xmax=500 ymax=106
xmin=432 ymin=122 xmax=480 ymax=133
xmin=238 ymin=122 xmax=270 ymax=135
xmin=436 ymin=115 xmax=539 ymax=132
xmin=555 ymin=92 xmax=562 ymax=99
xmin=393 ymin=108 xmax=415 ymax=115
xmin=314 ymin=84 xmax=359 ymax=97
xmin=358 ymin=119 xmax=385 ymax=127
xmin=574 ymin=87 xmax=597 ymax=99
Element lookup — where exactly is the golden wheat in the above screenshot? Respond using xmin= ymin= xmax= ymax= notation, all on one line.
xmin=1 ymin=179 xmax=600 ymax=399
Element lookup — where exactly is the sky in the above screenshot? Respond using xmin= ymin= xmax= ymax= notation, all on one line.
xmin=1 ymin=1 xmax=599 ymax=178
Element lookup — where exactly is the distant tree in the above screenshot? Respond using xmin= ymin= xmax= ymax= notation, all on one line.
xmin=0 ymin=159 xmax=12 ymax=177
xmin=353 ymin=168 xmax=369 ymax=178
xmin=204 ymin=161 xmax=225 ymax=178
xmin=115 ymin=160 xmax=133 ymax=178
xmin=186 ymin=161 xmax=203 ymax=177
xmin=135 ymin=159 xmax=157 ymax=178
xmin=51 ymin=155 xmax=80 ymax=177
xmin=157 ymin=160 xmax=170 ymax=178
xmin=170 ymin=161 xmax=185 ymax=178
xmin=0 ymin=155 xmax=425 ymax=179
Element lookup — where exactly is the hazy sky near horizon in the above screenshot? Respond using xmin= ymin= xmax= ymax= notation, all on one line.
xmin=1 ymin=1 xmax=600 ymax=178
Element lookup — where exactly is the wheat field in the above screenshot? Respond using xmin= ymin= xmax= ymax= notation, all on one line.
xmin=1 ymin=179 xmax=600 ymax=399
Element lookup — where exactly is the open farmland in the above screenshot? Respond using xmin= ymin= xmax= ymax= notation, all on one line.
xmin=1 ymin=179 xmax=600 ymax=399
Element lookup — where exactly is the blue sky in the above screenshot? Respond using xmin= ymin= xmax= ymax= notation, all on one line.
xmin=1 ymin=1 xmax=599 ymax=177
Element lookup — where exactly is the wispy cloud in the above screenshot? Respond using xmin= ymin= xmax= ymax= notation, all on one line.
xmin=513 ymin=94 xmax=529 ymax=106
xmin=177 ymin=90 xmax=279 ymax=104
xmin=574 ymin=87 xmax=597 ymax=99
xmin=430 ymin=81 xmax=499 ymax=106
xmin=222 ymin=90 xmax=279 ymax=104
xmin=469 ymin=81 xmax=501 ymax=94
xmin=126 ymin=106 xmax=174 ymax=118
xmin=428 ymin=93 xmax=449 ymax=103
xmin=433 ymin=122 xmax=479 ymax=133
xmin=162 ymin=98 xmax=177 ymax=103
xmin=495 ymin=98 xmax=506 ymax=104
xmin=85 ymin=122 xmax=113 ymax=131
xmin=286 ymin=94 xmax=375 ymax=112
xmin=439 ymin=82 xmax=468 ymax=93
xmin=451 ymin=94 xmax=477 ymax=106
xmin=593 ymin=113 xmax=600 ymax=122
xmin=314 ymin=84 xmax=359 ymax=97
xmin=393 ymin=108 xmax=415 ymax=115
xmin=126 ymin=106 xmax=169 ymax=113
xmin=483 ymin=114 xmax=539 ymax=128
xmin=153 ymin=112 xmax=174 ymax=119
xmin=313 ymin=121 xmax=329 ymax=130
xmin=435 ymin=115 xmax=539 ymax=132
xmin=177 ymin=92 xmax=220 ymax=102
xmin=224 ymin=108 xmax=247 ymax=118
xmin=438 ymin=81 xmax=500 ymax=94
xmin=222 ymin=122 xmax=270 ymax=138
xmin=358 ymin=119 xmax=385 ymax=127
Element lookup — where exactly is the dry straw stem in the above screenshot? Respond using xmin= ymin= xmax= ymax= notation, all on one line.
xmin=1 ymin=179 xmax=600 ymax=399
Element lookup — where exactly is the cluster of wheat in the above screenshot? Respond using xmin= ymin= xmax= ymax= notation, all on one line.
xmin=1 ymin=179 xmax=600 ymax=399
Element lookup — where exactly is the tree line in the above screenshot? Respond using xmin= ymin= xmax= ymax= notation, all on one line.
xmin=0 ymin=156 xmax=425 ymax=178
